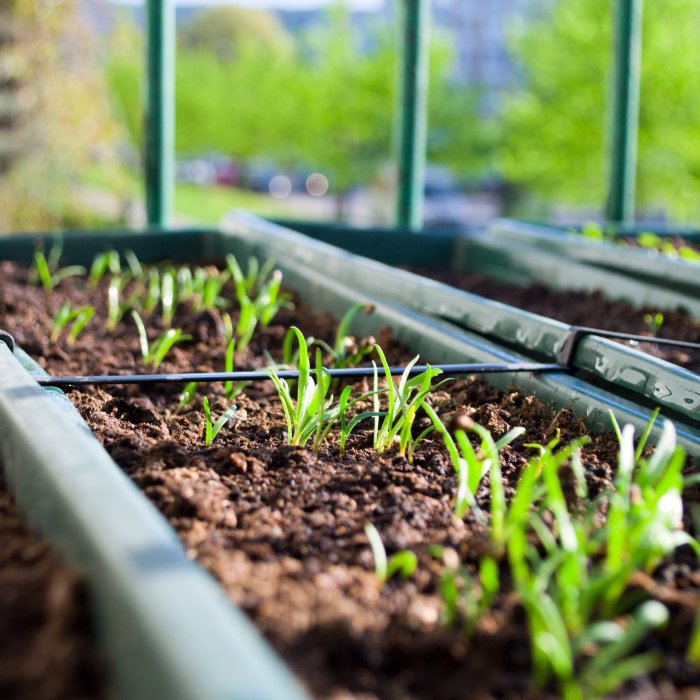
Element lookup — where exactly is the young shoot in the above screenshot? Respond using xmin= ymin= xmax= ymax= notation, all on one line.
xmin=132 ymin=311 xmax=191 ymax=368
xmin=337 ymin=385 xmax=383 ymax=458
xmin=364 ymin=522 xmax=417 ymax=584
xmin=88 ymin=250 xmax=121 ymax=287
xmin=371 ymin=345 xmax=448 ymax=459
xmin=267 ymin=329 xmax=334 ymax=451
xmin=223 ymin=339 xmax=249 ymax=400
xmin=176 ymin=381 xmax=199 ymax=414
xmin=202 ymin=396 xmax=237 ymax=446
xmin=31 ymin=249 xmax=85 ymax=291
xmin=107 ymin=276 xmax=142 ymax=331
xmin=50 ymin=303 xmax=96 ymax=343
xmin=160 ymin=267 xmax=177 ymax=327
xmin=436 ymin=550 xmax=500 ymax=635
xmin=642 ymin=312 xmax=664 ymax=336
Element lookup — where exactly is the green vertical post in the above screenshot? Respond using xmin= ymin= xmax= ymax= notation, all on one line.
xmin=145 ymin=0 xmax=174 ymax=228
xmin=396 ymin=0 xmax=430 ymax=231
xmin=606 ymin=0 xmax=643 ymax=224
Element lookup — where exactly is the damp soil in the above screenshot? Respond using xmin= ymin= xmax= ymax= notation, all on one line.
xmin=1 ymin=260 xmax=700 ymax=699
xmin=412 ymin=269 xmax=700 ymax=374
xmin=0 ymin=473 xmax=105 ymax=700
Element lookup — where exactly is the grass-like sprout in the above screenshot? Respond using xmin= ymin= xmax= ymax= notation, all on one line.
xmin=643 ymin=312 xmax=664 ymax=336
xmin=226 ymin=254 xmax=276 ymax=296
xmin=132 ymin=311 xmax=191 ymax=368
xmin=371 ymin=346 xmax=448 ymax=458
xmin=195 ymin=267 xmax=230 ymax=312
xmin=160 ymin=268 xmax=177 ymax=327
xmin=223 ymin=339 xmax=249 ymax=400
xmin=425 ymin=404 xmax=524 ymax=525
xmin=228 ymin=255 xmax=292 ymax=352
xmin=202 ymin=396 xmax=237 ymax=446
xmin=435 ymin=549 xmax=500 ymax=634
xmin=176 ymin=381 xmax=199 ymax=414
xmin=88 ymin=250 xmax=121 ymax=287
xmin=267 ymin=328 xmax=333 ymax=451
xmin=31 ymin=249 xmax=85 ymax=291
xmin=331 ymin=303 xmax=376 ymax=368
xmin=107 ymin=276 xmax=141 ymax=331
xmin=124 ymin=250 xmax=144 ymax=281
xmin=337 ymin=385 xmax=382 ymax=458
xmin=141 ymin=268 xmax=161 ymax=313
xmin=50 ymin=303 xmax=96 ymax=343
xmin=500 ymin=412 xmax=699 ymax=699
xmin=364 ymin=522 xmax=417 ymax=584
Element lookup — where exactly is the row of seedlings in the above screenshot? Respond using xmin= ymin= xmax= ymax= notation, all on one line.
xmin=1 ymin=229 xmax=700 ymax=698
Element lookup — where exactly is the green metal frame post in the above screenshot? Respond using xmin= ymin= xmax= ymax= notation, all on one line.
xmin=396 ymin=0 xmax=430 ymax=230
xmin=145 ymin=0 xmax=175 ymax=228
xmin=606 ymin=0 xmax=643 ymax=224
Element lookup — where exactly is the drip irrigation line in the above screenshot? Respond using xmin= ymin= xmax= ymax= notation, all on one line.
xmin=34 ymin=362 xmax=566 ymax=388
xmin=557 ymin=325 xmax=700 ymax=365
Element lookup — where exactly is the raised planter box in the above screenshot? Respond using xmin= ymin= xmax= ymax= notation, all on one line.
xmin=488 ymin=219 xmax=700 ymax=297
xmin=1 ymin=225 xmax=699 ymax=698
xmin=227 ymin=214 xmax=700 ymax=434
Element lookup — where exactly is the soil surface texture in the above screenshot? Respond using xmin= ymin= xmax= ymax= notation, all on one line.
xmin=413 ymin=269 xmax=700 ymax=374
xmin=0 ymin=473 xmax=105 ymax=700
xmin=1 ymin=260 xmax=699 ymax=699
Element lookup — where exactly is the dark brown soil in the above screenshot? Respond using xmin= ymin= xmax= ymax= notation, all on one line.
xmin=0 ymin=473 xmax=105 ymax=700
xmin=1 ymin=260 xmax=699 ymax=699
xmin=414 ymin=269 xmax=700 ymax=374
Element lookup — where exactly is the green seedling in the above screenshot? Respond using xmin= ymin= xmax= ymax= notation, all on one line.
xmin=256 ymin=270 xmax=293 ymax=327
xmin=222 ymin=311 xmax=234 ymax=344
xmin=337 ymin=385 xmax=383 ymax=458
xmin=504 ymin=412 xmax=697 ymax=699
xmin=226 ymin=254 xmax=276 ymax=296
xmin=642 ymin=312 xmax=664 ymax=336
xmin=124 ymin=250 xmax=144 ymax=281
xmin=371 ymin=345 xmax=448 ymax=458
xmin=424 ymin=404 xmax=524 ymax=524
xmin=142 ymin=268 xmax=161 ymax=313
xmin=88 ymin=250 xmax=121 ymax=287
xmin=176 ymin=381 xmax=199 ymax=413
xmin=50 ymin=302 xmax=96 ymax=343
xmin=223 ymin=339 xmax=249 ymax=400
xmin=438 ymin=553 xmax=500 ymax=634
xmin=160 ymin=267 xmax=177 ymax=327
xmin=202 ymin=396 xmax=237 ymax=446
xmin=132 ymin=311 xmax=191 ymax=368
xmin=196 ymin=268 xmax=230 ymax=312
xmin=364 ymin=522 xmax=417 ymax=584
xmin=31 ymin=249 xmax=85 ymax=291
xmin=107 ymin=276 xmax=141 ymax=330
xmin=312 ymin=303 xmax=376 ymax=372
xmin=267 ymin=329 xmax=333 ymax=451
xmin=228 ymin=256 xmax=292 ymax=351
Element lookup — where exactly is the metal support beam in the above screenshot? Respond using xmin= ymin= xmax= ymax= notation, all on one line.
xmin=145 ymin=0 xmax=174 ymax=228
xmin=396 ymin=0 xmax=430 ymax=231
xmin=606 ymin=0 xmax=643 ymax=224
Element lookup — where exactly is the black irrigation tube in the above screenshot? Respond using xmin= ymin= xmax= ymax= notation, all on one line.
xmin=3 ymin=325 xmax=697 ymax=390
xmin=33 ymin=362 xmax=566 ymax=388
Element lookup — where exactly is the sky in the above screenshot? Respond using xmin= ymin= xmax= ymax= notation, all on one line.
xmin=110 ymin=0 xmax=385 ymax=9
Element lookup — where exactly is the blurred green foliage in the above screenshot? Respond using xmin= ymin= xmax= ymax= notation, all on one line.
xmin=0 ymin=0 xmax=131 ymax=231
xmin=105 ymin=5 xmax=488 ymax=213
xmin=501 ymin=0 xmax=700 ymax=220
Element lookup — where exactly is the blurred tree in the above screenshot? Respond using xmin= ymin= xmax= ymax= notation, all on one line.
xmin=499 ymin=0 xmax=700 ymax=220
xmin=106 ymin=3 xmax=487 ymax=218
xmin=178 ymin=6 xmax=293 ymax=60
xmin=0 ymin=0 xmax=127 ymax=231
